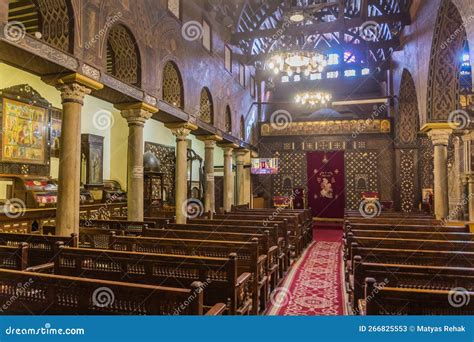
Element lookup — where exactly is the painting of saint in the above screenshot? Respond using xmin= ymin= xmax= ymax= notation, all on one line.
xmin=320 ymin=178 xmax=334 ymax=199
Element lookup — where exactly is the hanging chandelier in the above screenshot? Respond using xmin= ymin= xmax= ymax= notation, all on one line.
xmin=266 ymin=51 xmax=328 ymax=77
xmin=295 ymin=92 xmax=332 ymax=106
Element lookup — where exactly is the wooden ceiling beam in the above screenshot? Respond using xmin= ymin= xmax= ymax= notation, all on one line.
xmin=231 ymin=13 xmax=410 ymax=43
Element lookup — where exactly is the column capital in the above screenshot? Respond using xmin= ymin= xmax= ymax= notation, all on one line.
xmin=115 ymin=102 xmax=157 ymax=126
xmin=426 ymin=129 xmax=452 ymax=146
xmin=218 ymin=142 xmax=239 ymax=150
xmin=43 ymin=73 xmax=104 ymax=105
xmin=166 ymin=122 xmax=198 ymax=140
xmin=197 ymin=134 xmax=223 ymax=144
xmin=235 ymin=148 xmax=250 ymax=156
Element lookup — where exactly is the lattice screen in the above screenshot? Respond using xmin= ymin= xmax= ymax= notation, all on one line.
xmin=8 ymin=0 xmax=72 ymax=52
xmin=145 ymin=142 xmax=176 ymax=205
xmin=198 ymin=88 xmax=213 ymax=124
xmin=162 ymin=62 xmax=183 ymax=109
xmin=273 ymin=152 xmax=306 ymax=197
xmin=107 ymin=25 xmax=140 ymax=86
xmin=345 ymin=151 xmax=379 ymax=209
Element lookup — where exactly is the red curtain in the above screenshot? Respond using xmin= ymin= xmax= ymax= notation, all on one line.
xmin=306 ymin=151 xmax=345 ymax=218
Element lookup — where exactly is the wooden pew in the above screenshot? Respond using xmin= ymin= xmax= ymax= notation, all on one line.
xmin=79 ymin=219 xmax=155 ymax=235
xmin=345 ymin=222 xmax=468 ymax=233
xmin=362 ymin=278 xmax=474 ymax=315
xmin=188 ymin=218 xmax=290 ymax=267
xmin=352 ymin=260 xmax=474 ymax=313
xmin=168 ymin=221 xmax=289 ymax=278
xmin=51 ymin=245 xmax=252 ymax=315
xmin=0 ymin=243 xmax=28 ymax=270
xmin=348 ymin=229 xmax=474 ymax=241
xmin=0 ymin=269 xmax=214 ymax=315
xmin=346 ymin=236 xmax=474 ymax=266
xmin=78 ymin=232 xmax=265 ymax=315
xmin=0 ymin=232 xmax=77 ymax=265
xmin=208 ymin=213 xmax=305 ymax=256
xmin=234 ymin=209 xmax=313 ymax=248
xmin=143 ymin=227 xmax=280 ymax=290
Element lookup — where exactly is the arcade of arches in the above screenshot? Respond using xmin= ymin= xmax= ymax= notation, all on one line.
xmin=0 ymin=0 xmax=473 ymax=316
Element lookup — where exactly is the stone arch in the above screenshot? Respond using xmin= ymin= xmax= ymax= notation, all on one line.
xmin=162 ymin=61 xmax=184 ymax=109
xmin=225 ymin=105 xmax=232 ymax=134
xmin=426 ymin=0 xmax=466 ymax=121
xmin=106 ymin=24 xmax=141 ymax=86
xmin=198 ymin=87 xmax=214 ymax=124
xmin=7 ymin=0 xmax=74 ymax=53
xmin=395 ymin=69 xmax=421 ymax=212
xmin=397 ymin=69 xmax=420 ymax=146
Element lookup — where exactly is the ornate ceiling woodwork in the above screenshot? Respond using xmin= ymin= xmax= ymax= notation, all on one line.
xmin=205 ymin=0 xmax=411 ymax=69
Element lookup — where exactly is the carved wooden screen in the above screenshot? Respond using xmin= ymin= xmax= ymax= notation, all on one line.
xmin=7 ymin=0 xmax=73 ymax=52
xmin=426 ymin=0 xmax=465 ymax=121
xmin=396 ymin=70 xmax=419 ymax=146
xmin=198 ymin=88 xmax=213 ymax=124
xmin=162 ymin=62 xmax=184 ymax=109
xmin=225 ymin=106 xmax=232 ymax=134
xmin=106 ymin=24 xmax=141 ymax=86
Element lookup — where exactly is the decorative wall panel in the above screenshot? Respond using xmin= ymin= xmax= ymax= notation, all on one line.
xmin=272 ymin=152 xmax=306 ymax=197
xmin=399 ymin=149 xmax=417 ymax=212
xmin=145 ymin=142 xmax=176 ymax=205
xmin=345 ymin=151 xmax=379 ymax=209
xmin=418 ymin=135 xmax=434 ymax=189
xmin=426 ymin=0 xmax=464 ymax=121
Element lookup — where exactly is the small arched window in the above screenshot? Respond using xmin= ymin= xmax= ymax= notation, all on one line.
xmin=225 ymin=106 xmax=232 ymax=134
xmin=162 ymin=61 xmax=184 ymax=109
xmin=198 ymin=88 xmax=213 ymax=124
xmin=106 ymin=24 xmax=141 ymax=86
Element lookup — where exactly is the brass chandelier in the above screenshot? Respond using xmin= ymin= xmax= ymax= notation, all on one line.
xmin=266 ymin=51 xmax=328 ymax=77
xmin=295 ymin=92 xmax=332 ymax=106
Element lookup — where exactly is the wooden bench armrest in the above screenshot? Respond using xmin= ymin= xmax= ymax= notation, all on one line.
xmin=268 ymin=245 xmax=279 ymax=268
xmin=25 ymin=262 xmax=54 ymax=273
xmin=205 ymin=303 xmax=227 ymax=315
xmin=235 ymin=272 xmax=253 ymax=312
xmin=358 ymin=299 xmax=366 ymax=315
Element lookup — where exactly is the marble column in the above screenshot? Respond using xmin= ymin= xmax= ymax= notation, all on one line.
xmin=166 ymin=123 xmax=197 ymax=224
xmin=220 ymin=143 xmax=238 ymax=212
xmin=115 ymin=103 xmax=156 ymax=221
xmin=235 ymin=149 xmax=249 ymax=205
xmin=423 ymin=125 xmax=452 ymax=219
xmin=43 ymin=74 xmax=103 ymax=236
xmin=198 ymin=135 xmax=223 ymax=214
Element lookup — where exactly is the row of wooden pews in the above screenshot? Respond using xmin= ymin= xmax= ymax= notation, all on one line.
xmin=0 ymin=206 xmax=312 ymax=315
xmin=344 ymin=211 xmax=474 ymax=315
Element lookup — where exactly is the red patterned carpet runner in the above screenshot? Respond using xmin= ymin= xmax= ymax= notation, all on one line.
xmin=266 ymin=229 xmax=344 ymax=315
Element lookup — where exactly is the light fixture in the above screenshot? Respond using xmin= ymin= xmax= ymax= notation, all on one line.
xmin=266 ymin=51 xmax=328 ymax=79
xmin=295 ymin=91 xmax=332 ymax=106
xmin=289 ymin=11 xmax=305 ymax=23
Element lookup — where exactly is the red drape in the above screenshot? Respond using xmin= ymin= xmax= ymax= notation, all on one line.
xmin=306 ymin=151 xmax=345 ymax=218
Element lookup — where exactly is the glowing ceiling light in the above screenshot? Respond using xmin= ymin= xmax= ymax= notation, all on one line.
xmin=295 ymin=91 xmax=332 ymax=106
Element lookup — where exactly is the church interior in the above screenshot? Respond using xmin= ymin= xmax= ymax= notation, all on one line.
xmin=0 ymin=0 xmax=472 ymax=316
